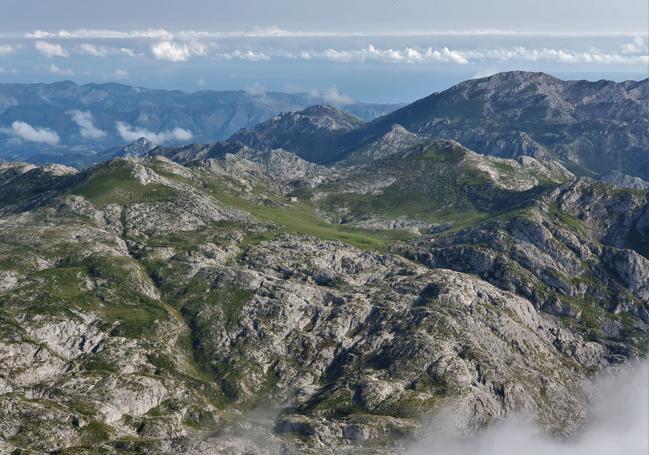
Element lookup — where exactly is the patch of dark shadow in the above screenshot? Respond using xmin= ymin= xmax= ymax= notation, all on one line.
xmin=323 ymin=348 xmax=355 ymax=383
xmin=274 ymin=418 xmax=317 ymax=437
xmin=413 ymin=283 xmax=442 ymax=306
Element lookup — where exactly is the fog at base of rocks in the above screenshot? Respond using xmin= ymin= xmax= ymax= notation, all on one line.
xmin=407 ymin=360 xmax=648 ymax=455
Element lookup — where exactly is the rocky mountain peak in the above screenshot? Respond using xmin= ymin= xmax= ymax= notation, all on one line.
xmin=120 ymin=137 xmax=156 ymax=157
xmin=598 ymin=170 xmax=649 ymax=191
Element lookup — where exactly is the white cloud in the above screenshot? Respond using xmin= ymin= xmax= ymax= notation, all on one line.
xmin=22 ymin=28 xmax=649 ymax=40
xmin=471 ymin=69 xmax=499 ymax=79
xmin=151 ymin=41 xmax=190 ymax=62
xmin=248 ymin=26 xmax=291 ymax=37
xmin=76 ymin=43 xmax=108 ymax=57
xmin=245 ymin=83 xmax=267 ymax=96
xmin=462 ymin=46 xmax=649 ymax=64
xmin=310 ymin=86 xmax=354 ymax=105
xmin=221 ymin=49 xmax=270 ymax=61
xmin=48 ymin=63 xmax=74 ymax=76
xmin=34 ymin=41 xmax=69 ymax=58
xmin=0 ymin=45 xmax=14 ymax=56
xmin=1 ymin=121 xmax=60 ymax=145
xmin=74 ymin=43 xmax=136 ymax=58
xmin=407 ymin=360 xmax=649 ymax=455
xmin=27 ymin=28 xmax=172 ymax=40
xmin=119 ymin=48 xmax=137 ymax=57
xmin=115 ymin=121 xmax=193 ymax=145
xmin=621 ymin=36 xmax=648 ymax=54
xmin=113 ymin=68 xmax=129 ymax=80
xmin=67 ymin=110 xmax=107 ymax=140
xmin=318 ymin=45 xmax=469 ymax=64
xmin=150 ymin=40 xmax=207 ymax=61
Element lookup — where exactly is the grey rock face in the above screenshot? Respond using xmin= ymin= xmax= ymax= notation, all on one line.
xmin=598 ymin=171 xmax=649 ymax=191
xmin=360 ymin=72 xmax=649 ymax=179
xmin=0 ymin=147 xmax=647 ymax=454
xmin=115 ymin=137 xmax=156 ymax=157
xmin=230 ymin=105 xmax=365 ymax=163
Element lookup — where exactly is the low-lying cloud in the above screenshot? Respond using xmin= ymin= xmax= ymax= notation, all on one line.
xmin=407 ymin=360 xmax=649 ymax=455
xmin=220 ymin=49 xmax=271 ymax=61
xmin=115 ymin=121 xmax=193 ymax=145
xmin=34 ymin=40 xmax=69 ymax=58
xmin=22 ymin=28 xmax=649 ymax=40
xmin=320 ymin=45 xmax=469 ymax=64
xmin=1 ymin=121 xmax=60 ymax=145
xmin=7 ymin=31 xmax=649 ymax=67
xmin=75 ymin=43 xmax=136 ymax=58
xmin=0 ymin=45 xmax=14 ymax=56
xmin=151 ymin=40 xmax=207 ymax=62
xmin=245 ymin=82 xmax=267 ymax=96
xmin=621 ymin=36 xmax=648 ymax=54
xmin=48 ymin=63 xmax=74 ymax=76
xmin=67 ymin=110 xmax=107 ymax=140
xmin=26 ymin=28 xmax=173 ymax=40
xmin=310 ymin=86 xmax=354 ymax=105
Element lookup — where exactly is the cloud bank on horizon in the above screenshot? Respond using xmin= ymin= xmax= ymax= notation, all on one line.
xmin=0 ymin=0 xmax=646 ymax=102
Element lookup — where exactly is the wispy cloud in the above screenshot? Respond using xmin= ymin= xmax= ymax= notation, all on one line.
xmin=113 ymin=68 xmax=129 ymax=80
xmin=34 ymin=41 xmax=69 ymax=58
xmin=48 ymin=63 xmax=74 ymax=76
xmin=67 ymin=110 xmax=107 ymax=139
xmin=1 ymin=121 xmax=60 ymax=145
xmin=407 ymin=360 xmax=649 ymax=455
xmin=318 ymin=45 xmax=469 ymax=64
xmin=310 ymin=86 xmax=354 ymax=105
xmin=0 ymin=45 xmax=14 ymax=56
xmin=621 ymin=36 xmax=648 ymax=54
xmin=462 ymin=46 xmax=649 ymax=64
xmin=26 ymin=28 xmax=172 ymax=40
xmin=115 ymin=121 xmax=193 ymax=145
xmin=245 ymin=82 xmax=267 ymax=96
xmin=75 ymin=43 xmax=136 ymax=58
xmin=220 ymin=49 xmax=270 ymax=61
xmin=22 ymin=27 xmax=649 ymax=40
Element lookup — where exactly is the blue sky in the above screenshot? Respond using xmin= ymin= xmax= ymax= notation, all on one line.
xmin=0 ymin=0 xmax=647 ymax=102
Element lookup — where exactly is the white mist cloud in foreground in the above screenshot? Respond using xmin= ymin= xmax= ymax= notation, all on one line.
xmin=115 ymin=121 xmax=192 ymax=145
xmin=407 ymin=360 xmax=649 ymax=455
xmin=0 ymin=121 xmax=60 ymax=145
xmin=67 ymin=110 xmax=106 ymax=139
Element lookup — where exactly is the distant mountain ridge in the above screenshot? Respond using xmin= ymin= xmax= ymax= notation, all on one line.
xmin=355 ymin=72 xmax=649 ymax=178
xmin=223 ymin=72 xmax=649 ymax=179
xmin=0 ymin=81 xmax=402 ymax=167
xmin=3 ymin=72 xmax=649 ymax=181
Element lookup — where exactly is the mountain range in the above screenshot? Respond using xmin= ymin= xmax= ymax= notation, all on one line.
xmin=0 ymin=81 xmax=401 ymax=167
xmin=228 ymin=72 xmax=649 ymax=179
xmin=1 ymin=71 xmax=648 ymax=454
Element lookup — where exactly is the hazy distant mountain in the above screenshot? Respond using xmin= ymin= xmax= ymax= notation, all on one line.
xmin=0 ymin=81 xmax=402 ymax=167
